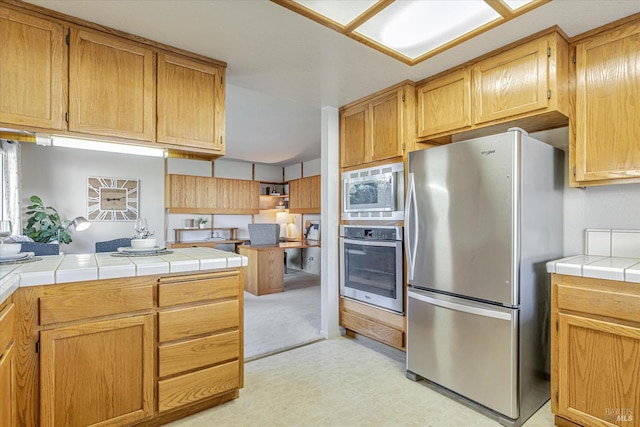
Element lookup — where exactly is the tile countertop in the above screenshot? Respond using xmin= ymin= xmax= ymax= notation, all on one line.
xmin=546 ymin=255 xmax=640 ymax=283
xmin=0 ymin=247 xmax=248 ymax=306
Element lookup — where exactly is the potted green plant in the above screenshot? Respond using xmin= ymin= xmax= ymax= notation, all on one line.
xmin=196 ymin=217 xmax=209 ymax=229
xmin=23 ymin=195 xmax=72 ymax=243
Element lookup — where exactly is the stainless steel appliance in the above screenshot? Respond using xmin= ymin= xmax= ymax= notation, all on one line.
xmin=405 ymin=129 xmax=563 ymax=427
xmin=339 ymin=225 xmax=403 ymax=313
xmin=342 ymin=162 xmax=404 ymax=221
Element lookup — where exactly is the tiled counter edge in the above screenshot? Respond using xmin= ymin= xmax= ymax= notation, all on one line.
xmin=546 ymin=255 xmax=640 ymax=283
xmin=0 ymin=247 xmax=248 ymax=305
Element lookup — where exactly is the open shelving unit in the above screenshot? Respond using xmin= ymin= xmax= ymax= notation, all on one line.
xmin=167 ymin=227 xmax=245 ymax=251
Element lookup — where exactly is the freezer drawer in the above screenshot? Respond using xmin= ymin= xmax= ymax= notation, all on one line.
xmin=407 ymin=288 xmax=519 ymax=419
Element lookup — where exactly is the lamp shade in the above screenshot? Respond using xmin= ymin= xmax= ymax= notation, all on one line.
xmin=275 ymin=212 xmax=290 ymax=224
xmin=72 ymin=216 xmax=91 ymax=231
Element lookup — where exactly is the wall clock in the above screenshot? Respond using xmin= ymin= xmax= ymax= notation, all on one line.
xmin=87 ymin=176 xmax=139 ymax=221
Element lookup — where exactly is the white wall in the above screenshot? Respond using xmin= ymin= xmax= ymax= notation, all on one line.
xmin=21 ymin=142 xmax=164 ymax=254
xmin=530 ymin=128 xmax=640 ymax=256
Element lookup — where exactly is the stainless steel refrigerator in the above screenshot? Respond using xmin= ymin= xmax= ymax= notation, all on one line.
xmin=405 ymin=129 xmax=563 ymax=427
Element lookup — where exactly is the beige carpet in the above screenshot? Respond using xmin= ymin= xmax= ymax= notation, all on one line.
xmin=244 ymin=270 xmax=323 ymax=361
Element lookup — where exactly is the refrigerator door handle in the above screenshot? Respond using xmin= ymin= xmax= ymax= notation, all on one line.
xmin=404 ymin=172 xmax=418 ymax=280
xmin=408 ymin=290 xmax=512 ymax=321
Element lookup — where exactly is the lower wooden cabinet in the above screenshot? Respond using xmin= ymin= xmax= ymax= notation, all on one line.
xmin=40 ymin=315 xmax=154 ymax=427
xmin=12 ymin=271 xmax=244 ymax=426
xmin=157 ymin=272 xmax=243 ymax=413
xmin=0 ymin=301 xmax=16 ymax=427
xmin=551 ymin=274 xmax=640 ymax=427
xmin=340 ymin=297 xmax=405 ymax=350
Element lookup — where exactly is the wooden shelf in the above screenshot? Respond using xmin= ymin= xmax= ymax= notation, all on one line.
xmin=173 ymin=227 xmax=238 ymax=244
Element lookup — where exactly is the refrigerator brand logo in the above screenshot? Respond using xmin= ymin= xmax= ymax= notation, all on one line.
xmin=481 ymin=149 xmax=496 ymax=156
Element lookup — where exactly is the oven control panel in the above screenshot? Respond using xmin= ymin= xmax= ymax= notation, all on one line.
xmin=340 ymin=225 xmax=402 ymax=241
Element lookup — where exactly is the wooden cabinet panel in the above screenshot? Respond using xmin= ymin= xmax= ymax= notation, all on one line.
xmin=158 ymin=360 xmax=240 ymax=412
xmin=158 ymin=271 xmax=240 ymax=307
xmin=158 ymin=300 xmax=239 ymax=342
xmin=39 ymin=285 xmax=153 ymax=326
xmin=40 ymin=315 xmax=154 ymax=427
xmin=370 ymin=89 xmax=402 ymax=162
xmin=157 ymin=53 xmax=225 ymax=152
xmin=239 ymin=246 xmax=284 ymax=296
xmin=417 ymin=68 xmax=472 ymax=137
xmin=552 ymin=274 xmax=640 ymax=426
xmin=556 ymin=313 xmax=640 ymax=426
xmin=288 ymin=175 xmax=320 ymax=214
xmin=0 ymin=302 xmax=14 ymax=355
xmin=69 ymin=28 xmax=155 ymax=141
xmin=340 ymin=297 xmax=405 ymax=350
xmin=0 ymin=343 xmax=15 ymax=427
xmin=0 ymin=8 xmax=66 ymax=129
xmin=573 ymin=19 xmax=640 ymax=184
xmin=473 ymin=36 xmax=549 ymax=124
xmin=340 ymin=83 xmax=413 ymax=167
xmin=165 ymin=174 xmax=259 ymax=214
xmin=340 ymin=104 xmax=368 ymax=168
xmin=159 ymin=330 xmax=239 ymax=377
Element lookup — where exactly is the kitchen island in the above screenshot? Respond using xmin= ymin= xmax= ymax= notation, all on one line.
xmin=546 ymin=254 xmax=640 ymax=427
xmin=2 ymin=247 xmax=247 ymax=427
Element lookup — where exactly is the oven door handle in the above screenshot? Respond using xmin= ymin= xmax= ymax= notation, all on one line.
xmin=342 ymin=238 xmax=400 ymax=248
xmin=404 ymin=172 xmax=418 ymax=280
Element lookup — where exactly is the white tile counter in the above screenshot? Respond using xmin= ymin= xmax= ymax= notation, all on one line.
xmin=0 ymin=247 xmax=247 ymax=305
xmin=546 ymin=255 xmax=640 ymax=283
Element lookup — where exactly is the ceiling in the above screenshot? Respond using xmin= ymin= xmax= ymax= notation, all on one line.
xmin=23 ymin=0 xmax=640 ymax=166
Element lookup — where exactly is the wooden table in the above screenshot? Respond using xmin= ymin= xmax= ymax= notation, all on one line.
xmin=238 ymin=240 xmax=320 ymax=296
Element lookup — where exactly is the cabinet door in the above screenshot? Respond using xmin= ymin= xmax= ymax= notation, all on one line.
xmin=158 ymin=53 xmax=225 ymax=152
xmin=288 ymin=178 xmax=301 ymax=211
xmin=370 ymin=89 xmax=403 ymax=162
xmin=69 ymin=28 xmax=155 ymax=141
xmin=0 ymin=9 xmax=66 ymax=129
xmin=0 ymin=344 xmax=15 ymax=427
xmin=40 ymin=315 xmax=154 ymax=427
xmin=340 ymin=103 xmax=368 ymax=168
xmin=289 ymin=176 xmax=320 ymax=213
xmin=473 ymin=36 xmax=549 ymax=124
xmin=417 ymin=69 xmax=472 ymax=137
xmin=574 ymin=21 xmax=640 ymax=182
xmin=556 ymin=313 xmax=640 ymax=426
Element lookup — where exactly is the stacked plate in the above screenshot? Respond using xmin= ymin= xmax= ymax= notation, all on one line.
xmin=117 ymin=246 xmax=167 ymax=255
xmin=0 ymin=251 xmax=36 ymax=263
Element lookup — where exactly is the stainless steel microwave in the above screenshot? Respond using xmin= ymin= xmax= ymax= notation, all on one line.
xmin=342 ymin=162 xmax=404 ymax=221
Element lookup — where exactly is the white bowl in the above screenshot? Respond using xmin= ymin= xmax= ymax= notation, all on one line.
xmin=130 ymin=238 xmax=156 ymax=249
xmin=0 ymin=243 xmax=21 ymax=256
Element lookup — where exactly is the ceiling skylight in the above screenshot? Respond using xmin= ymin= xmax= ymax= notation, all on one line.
xmin=273 ymin=0 xmax=550 ymax=65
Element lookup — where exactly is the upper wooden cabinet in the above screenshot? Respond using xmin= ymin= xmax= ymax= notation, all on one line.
xmin=572 ymin=17 xmax=640 ymax=186
xmin=417 ymin=68 xmax=472 ymax=138
xmin=473 ymin=34 xmax=561 ymax=124
xmin=165 ymin=174 xmax=259 ymax=214
xmin=69 ymin=28 xmax=155 ymax=141
xmin=289 ymin=175 xmax=320 ymax=214
xmin=340 ymin=82 xmax=415 ymax=168
xmin=415 ymin=29 xmax=569 ymax=145
xmin=157 ymin=53 xmax=226 ymax=153
xmin=0 ymin=8 xmax=66 ymax=130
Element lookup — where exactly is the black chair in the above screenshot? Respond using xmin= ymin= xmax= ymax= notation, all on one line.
xmin=95 ymin=238 xmax=132 ymax=253
xmin=20 ymin=242 xmax=60 ymax=256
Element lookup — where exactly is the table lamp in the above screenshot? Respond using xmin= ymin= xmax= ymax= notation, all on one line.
xmin=286 ymin=215 xmax=300 ymax=240
xmin=275 ymin=211 xmax=289 ymax=238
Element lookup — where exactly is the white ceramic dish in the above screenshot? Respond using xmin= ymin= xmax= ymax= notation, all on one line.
xmin=131 ymin=238 xmax=157 ymax=249
xmin=0 ymin=251 xmax=33 ymax=262
xmin=117 ymin=246 xmax=165 ymax=254
xmin=0 ymin=243 xmax=21 ymax=256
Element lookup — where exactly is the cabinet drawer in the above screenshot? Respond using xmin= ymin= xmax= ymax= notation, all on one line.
xmin=341 ymin=311 xmax=404 ymax=349
xmin=0 ymin=303 xmax=14 ymax=354
xmin=557 ymin=283 xmax=640 ymax=324
xmin=158 ymin=360 xmax=240 ymax=411
xmin=39 ymin=285 xmax=153 ymax=326
xmin=158 ymin=272 xmax=239 ymax=307
xmin=159 ymin=330 xmax=239 ymax=377
xmin=158 ymin=300 xmax=239 ymax=342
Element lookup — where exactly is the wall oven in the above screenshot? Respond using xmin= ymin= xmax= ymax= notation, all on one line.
xmin=339 ymin=225 xmax=404 ymax=313
xmin=342 ymin=162 xmax=404 ymax=221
